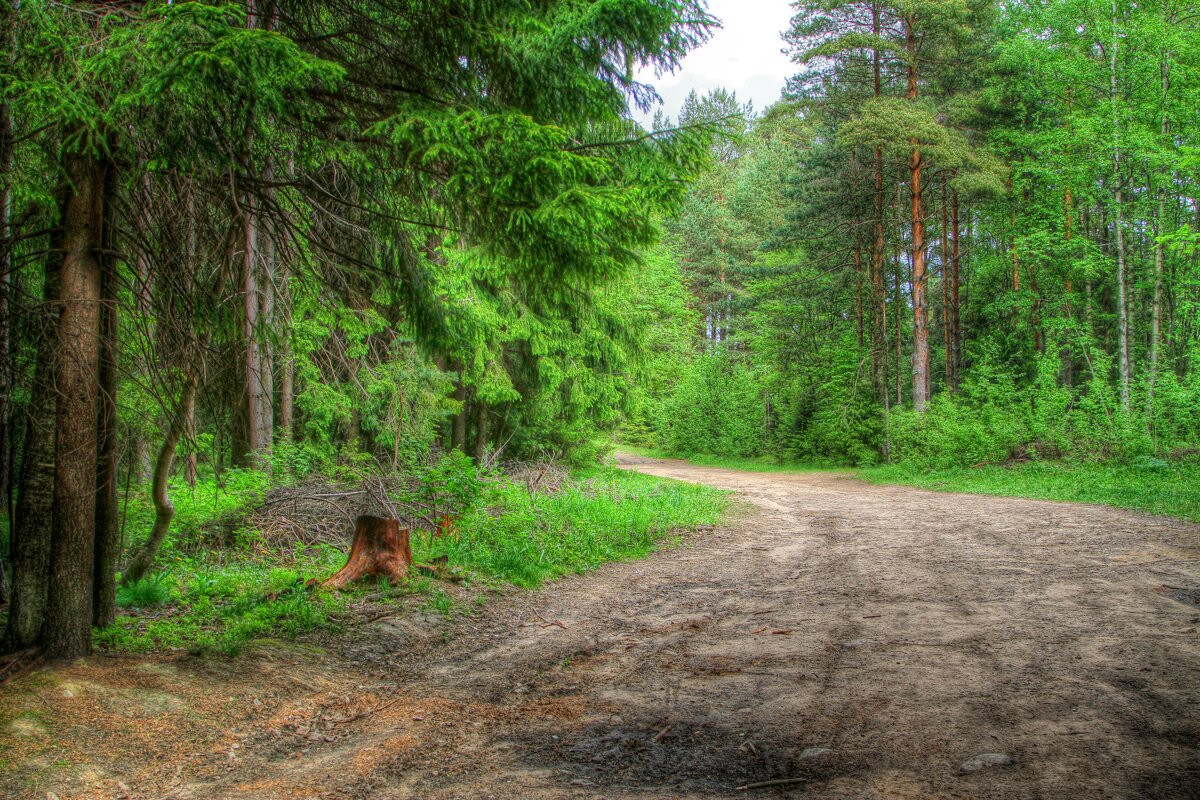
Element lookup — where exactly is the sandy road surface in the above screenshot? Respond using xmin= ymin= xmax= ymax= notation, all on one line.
xmin=11 ymin=457 xmax=1199 ymax=799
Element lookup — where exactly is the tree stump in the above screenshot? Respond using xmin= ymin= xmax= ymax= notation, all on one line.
xmin=322 ymin=515 xmax=412 ymax=589
xmin=435 ymin=513 xmax=457 ymax=539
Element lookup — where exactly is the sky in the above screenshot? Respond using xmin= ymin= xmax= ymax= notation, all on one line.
xmin=633 ymin=0 xmax=797 ymax=124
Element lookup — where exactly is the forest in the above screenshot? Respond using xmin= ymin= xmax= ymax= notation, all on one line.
xmin=632 ymin=0 xmax=1200 ymax=474
xmin=1 ymin=0 xmax=1198 ymax=668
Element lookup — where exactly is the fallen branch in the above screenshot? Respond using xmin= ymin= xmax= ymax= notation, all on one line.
xmin=329 ymin=694 xmax=406 ymax=726
xmin=738 ymin=777 xmax=806 ymax=791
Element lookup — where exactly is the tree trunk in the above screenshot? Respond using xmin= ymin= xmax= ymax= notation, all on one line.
xmin=183 ymin=403 xmax=197 ymax=488
xmin=1062 ymin=186 xmax=1075 ymax=386
xmin=894 ymin=253 xmax=903 ymax=408
xmin=872 ymin=147 xmax=888 ymax=405
xmin=854 ymin=241 xmax=864 ymax=347
xmin=243 ymin=206 xmax=268 ymax=466
xmin=451 ymin=371 xmax=467 ymax=453
xmin=278 ymin=260 xmax=294 ymax=438
xmin=43 ymin=151 xmax=107 ymax=660
xmin=322 ymin=515 xmax=412 ymax=589
xmin=950 ymin=185 xmax=961 ymax=391
xmin=870 ymin=6 xmax=888 ymax=407
xmin=906 ymin=17 xmax=929 ymax=412
xmin=1110 ymin=0 xmax=1131 ymax=410
xmin=260 ymin=224 xmax=276 ymax=457
xmin=941 ymin=176 xmax=950 ymax=388
xmin=1148 ymin=56 xmax=1168 ymax=414
xmin=3 ymin=222 xmax=62 ymax=649
xmin=93 ymin=166 xmax=119 ymax=629
xmin=473 ymin=399 xmax=489 ymax=463
xmin=121 ymin=376 xmax=197 ymax=586
xmin=0 ymin=4 xmax=14 ymax=516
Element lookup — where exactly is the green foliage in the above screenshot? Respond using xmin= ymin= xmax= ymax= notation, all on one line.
xmin=95 ymin=465 xmax=726 ymax=654
xmin=633 ymin=0 xmax=1200 ymax=480
xmin=661 ymin=349 xmax=765 ymax=458
xmin=115 ymin=574 xmax=175 ymax=609
xmin=427 ymin=467 xmax=728 ymax=588
xmin=121 ymin=469 xmax=269 ymax=559
xmin=96 ymin=545 xmax=348 ymax=655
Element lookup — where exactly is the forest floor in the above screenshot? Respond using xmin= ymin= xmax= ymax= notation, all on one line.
xmin=3 ymin=454 xmax=1200 ymax=799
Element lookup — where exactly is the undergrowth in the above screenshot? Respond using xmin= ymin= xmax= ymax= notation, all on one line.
xmin=94 ymin=465 xmax=728 ymax=655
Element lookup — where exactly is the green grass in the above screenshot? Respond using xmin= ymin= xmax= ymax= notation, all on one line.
xmin=94 ymin=466 xmax=729 ymax=654
xmin=115 ymin=574 xmax=175 ymax=609
xmin=859 ymin=460 xmax=1200 ymax=522
xmin=431 ymin=466 xmax=729 ymax=588
xmin=96 ymin=544 xmax=352 ymax=655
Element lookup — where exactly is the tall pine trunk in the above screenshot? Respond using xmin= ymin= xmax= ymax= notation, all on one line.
xmin=3 ymin=209 xmax=64 ymax=649
xmin=473 ymin=400 xmax=489 ymax=463
xmin=870 ymin=5 xmax=888 ymax=408
xmin=243 ymin=205 xmax=268 ymax=465
xmin=43 ymin=150 xmax=107 ymax=659
xmin=0 ymin=0 xmax=14 ymax=517
xmin=260 ymin=222 xmax=276 ymax=454
xmin=278 ymin=259 xmax=294 ymax=438
xmin=906 ymin=17 xmax=929 ymax=411
xmin=93 ymin=167 xmax=119 ymax=629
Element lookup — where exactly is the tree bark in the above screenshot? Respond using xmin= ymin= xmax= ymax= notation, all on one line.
xmin=93 ymin=166 xmax=119 ymax=629
xmin=0 ymin=1 xmax=14 ymax=516
xmin=3 ymin=218 xmax=62 ymax=650
xmin=941 ymin=176 xmax=950 ymax=387
xmin=1148 ymin=56 xmax=1169 ymax=413
xmin=451 ymin=369 xmax=467 ymax=453
xmin=278 ymin=259 xmax=294 ymax=438
xmin=906 ymin=16 xmax=929 ymax=412
xmin=473 ymin=399 xmax=489 ymax=463
xmin=1110 ymin=0 xmax=1131 ymax=410
xmin=121 ymin=376 xmax=197 ymax=586
xmin=950 ymin=185 xmax=961 ymax=391
xmin=322 ymin=516 xmax=412 ymax=589
xmin=1062 ymin=186 xmax=1075 ymax=386
xmin=43 ymin=151 xmax=107 ymax=660
xmin=243 ymin=206 xmax=268 ymax=466
xmin=260 ymin=221 xmax=275 ymax=455
xmin=870 ymin=5 xmax=888 ymax=408
xmin=895 ymin=253 xmax=903 ymax=408
xmin=854 ymin=241 xmax=864 ymax=347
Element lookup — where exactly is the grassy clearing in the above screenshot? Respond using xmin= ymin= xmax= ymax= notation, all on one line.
xmin=438 ymin=466 xmax=729 ymax=588
xmin=859 ymin=461 xmax=1200 ymax=522
xmin=94 ymin=466 xmax=728 ymax=655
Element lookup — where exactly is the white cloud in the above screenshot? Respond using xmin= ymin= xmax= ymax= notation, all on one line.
xmin=633 ymin=0 xmax=796 ymax=124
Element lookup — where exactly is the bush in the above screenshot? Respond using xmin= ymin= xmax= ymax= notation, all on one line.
xmin=662 ymin=348 xmax=765 ymax=458
xmin=115 ymin=574 xmax=176 ymax=609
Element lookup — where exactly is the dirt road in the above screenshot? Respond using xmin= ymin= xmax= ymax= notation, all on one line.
xmin=8 ymin=457 xmax=1200 ymax=799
